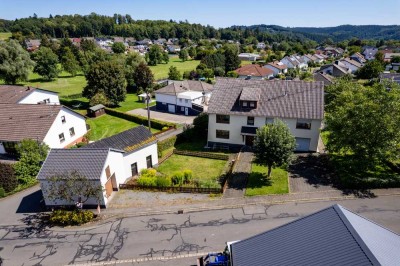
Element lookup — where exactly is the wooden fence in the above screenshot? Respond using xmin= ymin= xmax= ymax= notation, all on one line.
xmin=173 ymin=149 xmax=229 ymax=160
xmin=119 ymin=184 xmax=222 ymax=194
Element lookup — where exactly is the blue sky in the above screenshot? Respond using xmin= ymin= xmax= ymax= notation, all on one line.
xmin=1 ymin=0 xmax=399 ymax=28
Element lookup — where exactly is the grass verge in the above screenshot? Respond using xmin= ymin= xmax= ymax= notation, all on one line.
xmin=245 ymin=164 xmax=289 ymax=196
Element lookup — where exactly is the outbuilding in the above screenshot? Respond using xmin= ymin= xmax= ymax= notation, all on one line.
xmin=87 ymin=104 xmax=106 ymax=117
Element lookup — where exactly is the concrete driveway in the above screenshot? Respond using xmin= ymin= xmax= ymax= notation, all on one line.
xmin=128 ymin=106 xmax=195 ymax=124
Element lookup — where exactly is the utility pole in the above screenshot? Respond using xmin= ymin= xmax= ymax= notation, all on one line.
xmin=146 ymin=89 xmax=151 ymax=131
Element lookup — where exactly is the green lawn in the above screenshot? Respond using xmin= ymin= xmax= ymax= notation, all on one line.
xmin=245 ymin=164 xmax=289 ymax=196
xmin=149 ymin=56 xmax=200 ymax=80
xmin=114 ymin=93 xmax=155 ymax=112
xmin=23 ymin=71 xmax=86 ymax=96
xmin=0 ymin=32 xmax=11 ymax=40
xmin=86 ymin=114 xmax=158 ymax=141
xmin=157 ymin=154 xmax=226 ymax=184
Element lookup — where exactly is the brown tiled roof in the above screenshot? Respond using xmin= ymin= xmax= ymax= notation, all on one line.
xmin=207 ymin=78 xmax=324 ymax=120
xmin=0 ymin=104 xmax=62 ymax=142
xmin=235 ymin=64 xmax=274 ymax=77
xmin=155 ymin=80 xmax=213 ymax=96
xmin=267 ymin=61 xmax=287 ymax=70
xmin=0 ymin=85 xmax=57 ymax=104
xmin=239 ymin=87 xmax=261 ymax=101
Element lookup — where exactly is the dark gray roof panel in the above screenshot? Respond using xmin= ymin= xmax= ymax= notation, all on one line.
xmin=208 ymin=78 xmax=324 ymax=120
xmin=37 ymin=149 xmax=111 ymax=180
xmin=231 ymin=205 xmax=375 ymax=266
xmin=84 ymin=125 xmax=153 ymax=151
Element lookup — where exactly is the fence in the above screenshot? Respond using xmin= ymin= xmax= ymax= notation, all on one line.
xmin=119 ymin=184 xmax=222 ymax=194
xmin=158 ymin=149 xmax=174 ymax=164
xmin=173 ymin=149 xmax=229 ymax=160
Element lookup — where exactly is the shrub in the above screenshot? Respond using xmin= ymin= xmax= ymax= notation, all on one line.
xmin=137 ymin=176 xmax=157 ymax=186
xmin=0 ymin=162 xmax=18 ymax=192
xmin=157 ymin=135 xmax=177 ymax=157
xmin=0 ymin=187 xmax=5 ymax=198
xmin=49 ymin=209 xmax=94 ymax=226
xmin=156 ymin=176 xmax=172 ymax=187
xmin=183 ymin=170 xmax=193 ymax=184
xmin=171 ymin=171 xmax=184 ymax=186
xmin=140 ymin=168 xmax=157 ymax=178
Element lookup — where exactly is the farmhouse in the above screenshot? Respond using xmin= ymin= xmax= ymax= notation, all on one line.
xmin=0 ymin=104 xmax=87 ymax=155
xmin=0 ymin=85 xmax=60 ymax=105
xmin=155 ymin=80 xmax=213 ymax=115
xmin=37 ymin=126 xmax=158 ymax=208
xmin=207 ymin=78 xmax=324 ymax=152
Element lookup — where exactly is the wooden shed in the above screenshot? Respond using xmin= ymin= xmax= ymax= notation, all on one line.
xmin=87 ymin=104 xmax=105 ymax=117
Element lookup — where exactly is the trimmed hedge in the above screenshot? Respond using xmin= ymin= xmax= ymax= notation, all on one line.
xmin=0 ymin=162 xmax=18 ymax=193
xmin=157 ymin=136 xmax=177 ymax=157
xmin=104 ymin=108 xmax=176 ymax=130
xmin=49 ymin=209 xmax=94 ymax=226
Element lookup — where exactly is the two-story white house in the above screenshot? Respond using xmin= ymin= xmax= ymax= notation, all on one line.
xmin=37 ymin=126 xmax=158 ymax=208
xmin=0 ymin=104 xmax=88 ymax=155
xmin=207 ymin=78 xmax=324 ymax=152
xmin=155 ymin=80 xmax=213 ymax=115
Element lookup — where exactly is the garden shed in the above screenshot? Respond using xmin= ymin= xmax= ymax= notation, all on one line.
xmin=87 ymin=104 xmax=105 ymax=117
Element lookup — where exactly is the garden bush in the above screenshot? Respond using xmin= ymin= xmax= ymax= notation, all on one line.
xmin=137 ymin=176 xmax=157 ymax=186
xmin=171 ymin=171 xmax=184 ymax=186
xmin=157 ymin=135 xmax=177 ymax=157
xmin=0 ymin=187 xmax=5 ymax=198
xmin=49 ymin=209 xmax=94 ymax=226
xmin=0 ymin=162 xmax=18 ymax=192
xmin=183 ymin=170 xmax=193 ymax=184
xmin=156 ymin=176 xmax=172 ymax=187
xmin=140 ymin=168 xmax=157 ymax=178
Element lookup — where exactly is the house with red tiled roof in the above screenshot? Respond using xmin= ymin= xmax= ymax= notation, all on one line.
xmin=235 ymin=64 xmax=274 ymax=80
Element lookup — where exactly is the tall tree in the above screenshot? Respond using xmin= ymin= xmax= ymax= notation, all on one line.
xmin=112 ymin=42 xmax=126 ymax=54
xmin=61 ymin=47 xmax=80 ymax=76
xmin=326 ymin=81 xmax=400 ymax=165
xmin=0 ymin=40 xmax=35 ymax=84
xmin=33 ymin=46 xmax=60 ymax=80
xmin=168 ymin=65 xmax=181 ymax=80
xmin=147 ymin=44 xmax=164 ymax=65
xmin=83 ymin=60 xmax=126 ymax=106
xmin=254 ymin=120 xmax=296 ymax=177
xmin=133 ymin=62 xmax=154 ymax=90
xmin=356 ymin=60 xmax=384 ymax=79
xmin=125 ymin=51 xmax=146 ymax=91
xmin=179 ymin=48 xmax=189 ymax=62
xmin=224 ymin=44 xmax=240 ymax=73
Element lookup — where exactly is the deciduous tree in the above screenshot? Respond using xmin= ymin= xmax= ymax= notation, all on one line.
xmin=179 ymin=48 xmax=189 ymax=62
xmin=356 ymin=60 xmax=384 ymax=79
xmin=168 ymin=66 xmax=181 ymax=80
xmin=254 ymin=120 xmax=296 ymax=177
xmin=33 ymin=46 xmax=60 ymax=80
xmin=61 ymin=47 xmax=80 ymax=76
xmin=0 ymin=39 xmax=35 ymax=84
xmin=133 ymin=62 xmax=154 ymax=90
xmin=112 ymin=42 xmax=126 ymax=54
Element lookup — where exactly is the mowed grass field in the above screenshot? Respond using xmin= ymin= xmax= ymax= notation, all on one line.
xmin=0 ymin=32 xmax=11 ymax=40
xmin=245 ymin=164 xmax=289 ymax=196
xmin=149 ymin=56 xmax=200 ymax=80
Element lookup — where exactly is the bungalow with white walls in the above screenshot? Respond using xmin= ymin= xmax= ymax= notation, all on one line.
xmin=37 ymin=126 xmax=158 ymax=208
xmin=207 ymin=78 xmax=324 ymax=152
xmin=264 ymin=61 xmax=288 ymax=76
xmin=155 ymin=80 xmax=213 ymax=115
xmin=0 ymin=104 xmax=87 ymax=155
xmin=0 ymin=85 xmax=60 ymax=105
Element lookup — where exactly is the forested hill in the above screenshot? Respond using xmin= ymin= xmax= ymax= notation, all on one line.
xmin=241 ymin=24 xmax=400 ymax=42
xmin=0 ymin=13 xmax=399 ymax=42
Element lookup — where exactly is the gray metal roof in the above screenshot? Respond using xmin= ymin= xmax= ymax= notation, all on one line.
xmin=37 ymin=148 xmax=120 ymax=180
xmin=208 ymin=78 xmax=324 ymax=120
xmin=84 ymin=125 xmax=154 ymax=152
xmin=89 ymin=104 xmax=105 ymax=111
xmin=230 ymin=204 xmax=400 ymax=266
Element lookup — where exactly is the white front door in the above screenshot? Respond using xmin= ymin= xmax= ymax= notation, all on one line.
xmin=168 ymin=104 xmax=175 ymax=113
xmin=185 ymin=107 xmax=188 ymax=116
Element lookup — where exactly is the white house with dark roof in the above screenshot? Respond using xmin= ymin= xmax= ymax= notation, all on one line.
xmin=0 ymin=104 xmax=87 ymax=155
xmin=264 ymin=61 xmax=288 ymax=76
xmin=0 ymin=85 xmax=60 ymax=105
xmin=155 ymin=80 xmax=213 ymax=115
xmin=229 ymin=204 xmax=400 ymax=266
xmin=207 ymin=78 xmax=324 ymax=152
xmin=37 ymin=126 xmax=158 ymax=208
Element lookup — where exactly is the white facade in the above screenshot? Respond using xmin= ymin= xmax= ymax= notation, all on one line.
xmin=18 ymin=89 xmax=60 ymax=105
xmin=122 ymin=143 xmax=158 ymax=178
xmin=43 ymin=107 xmax=87 ymax=148
xmin=264 ymin=65 xmax=287 ymax=76
xmin=339 ymin=60 xmax=359 ymax=74
xmin=207 ymin=114 xmax=321 ymax=152
xmin=156 ymin=91 xmax=210 ymax=109
xmin=156 ymin=93 xmax=176 ymax=105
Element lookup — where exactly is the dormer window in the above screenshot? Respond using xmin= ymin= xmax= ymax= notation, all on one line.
xmin=249 ymin=102 xmax=255 ymax=108
xmin=242 ymin=101 xmax=248 ymax=107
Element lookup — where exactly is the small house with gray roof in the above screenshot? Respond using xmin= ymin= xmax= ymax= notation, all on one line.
xmin=155 ymin=80 xmax=213 ymax=115
xmin=0 ymin=85 xmax=60 ymax=105
xmin=229 ymin=204 xmax=400 ymax=266
xmin=37 ymin=126 xmax=158 ymax=208
xmin=207 ymin=78 xmax=324 ymax=152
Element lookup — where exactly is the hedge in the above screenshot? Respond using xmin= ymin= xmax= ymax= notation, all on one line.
xmin=0 ymin=162 xmax=18 ymax=193
xmin=104 ymin=108 xmax=176 ymax=130
xmin=157 ymin=135 xmax=177 ymax=157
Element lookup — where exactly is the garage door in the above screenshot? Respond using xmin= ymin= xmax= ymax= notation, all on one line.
xmin=295 ymin=138 xmax=311 ymax=152
xmin=168 ymin=104 xmax=175 ymax=113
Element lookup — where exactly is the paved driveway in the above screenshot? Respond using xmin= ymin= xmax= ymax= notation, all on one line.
xmin=128 ymin=106 xmax=195 ymax=124
xmin=289 ymin=154 xmax=338 ymax=193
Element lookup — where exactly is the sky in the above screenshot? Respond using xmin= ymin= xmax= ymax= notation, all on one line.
xmin=1 ymin=0 xmax=399 ymax=28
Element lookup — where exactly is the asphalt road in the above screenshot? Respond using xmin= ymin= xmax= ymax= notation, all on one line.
xmin=1 ymin=195 xmax=400 ymax=266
